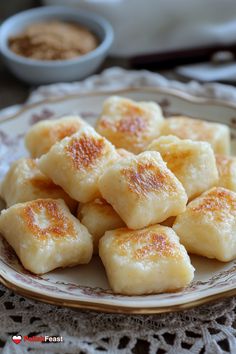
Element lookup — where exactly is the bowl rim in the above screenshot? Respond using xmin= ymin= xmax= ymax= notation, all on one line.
xmin=0 ymin=5 xmax=114 ymax=67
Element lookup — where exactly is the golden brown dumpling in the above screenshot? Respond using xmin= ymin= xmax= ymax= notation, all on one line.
xmin=96 ymin=96 xmax=164 ymax=153
xmin=0 ymin=199 xmax=93 ymax=274
xmin=99 ymin=225 xmax=194 ymax=295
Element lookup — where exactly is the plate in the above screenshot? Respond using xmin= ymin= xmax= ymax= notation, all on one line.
xmin=1 ymin=87 xmax=236 ymax=314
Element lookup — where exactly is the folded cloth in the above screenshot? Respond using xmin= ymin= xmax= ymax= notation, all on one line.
xmin=27 ymin=67 xmax=236 ymax=104
xmin=177 ymin=62 xmax=236 ymax=82
xmin=44 ymin=0 xmax=236 ymax=57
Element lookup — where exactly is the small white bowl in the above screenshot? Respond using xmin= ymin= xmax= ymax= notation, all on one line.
xmin=0 ymin=6 xmax=113 ymax=84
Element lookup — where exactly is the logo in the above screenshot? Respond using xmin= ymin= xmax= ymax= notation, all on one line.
xmin=12 ymin=335 xmax=22 ymax=344
xmin=11 ymin=334 xmax=64 ymax=344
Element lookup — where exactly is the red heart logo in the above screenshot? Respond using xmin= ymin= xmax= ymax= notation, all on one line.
xmin=12 ymin=335 xmax=22 ymax=344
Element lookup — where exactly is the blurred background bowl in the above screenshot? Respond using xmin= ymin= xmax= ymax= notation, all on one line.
xmin=0 ymin=6 xmax=113 ymax=84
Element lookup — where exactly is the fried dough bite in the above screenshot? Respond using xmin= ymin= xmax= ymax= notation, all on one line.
xmin=77 ymin=198 xmax=125 ymax=254
xmin=38 ymin=126 xmax=118 ymax=203
xmin=25 ymin=115 xmax=87 ymax=158
xmin=0 ymin=199 xmax=93 ymax=274
xmin=148 ymin=135 xmax=219 ymax=200
xmin=96 ymin=96 xmax=164 ymax=153
xmin=173 ymin=187 xmax=236 ymax=262
xmin=99 ymin=151 xmax=187 ymax=229
xmin=161 ymin=116 xmax=230 ymax=154
xmin=0 ymin=158 xmax=76 ymax=211
xmin=99 ymin=225 xmax=194 ymax=295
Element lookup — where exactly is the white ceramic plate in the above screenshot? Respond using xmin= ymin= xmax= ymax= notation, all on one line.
xmin=1 ymin=87 xmax=236 ymax=314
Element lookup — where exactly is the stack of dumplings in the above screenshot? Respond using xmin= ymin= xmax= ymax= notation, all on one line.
xmin=0 ymin=95 xmax=234 ymax=296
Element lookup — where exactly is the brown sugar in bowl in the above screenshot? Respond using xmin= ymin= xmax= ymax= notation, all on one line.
xmin=0 ymin=6 xmax=113 ymax=84
xmin=8 ymin=20 xmax=99 ymax=61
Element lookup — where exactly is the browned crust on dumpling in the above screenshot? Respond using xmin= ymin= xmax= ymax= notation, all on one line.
xmin=21 ymin=199 xmax=76 ymax=240
xmin=111 ymin=227 xmax=181 ymax=261
xmin=190 ymin=187 xmax=236 ymax=221
xmin=121 ymin=161 xmax=176 ymax=197
xmin=164 ymin=117 xmax=215 ymax=140
xmin=65 ymin=134 xmax=105 ymax=170
xmin=98 ymin=104 xmax=148 ymax=136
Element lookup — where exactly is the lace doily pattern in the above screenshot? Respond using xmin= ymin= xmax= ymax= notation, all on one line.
xmin=1 ymin=68 xmax=236 ymax=354
xmin=1 ymin=284 xmax=236 ymax=353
